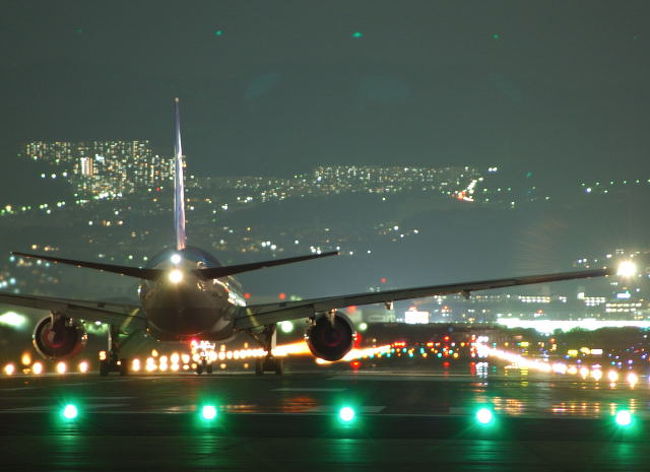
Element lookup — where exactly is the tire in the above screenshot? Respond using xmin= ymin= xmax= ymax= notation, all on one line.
xmin=255 ymin=358 xmax=263 ymax=375
xmin=99 ymin=360 xmax=109 ymax=377
xmin=196 ymin=364 xmax=204 ymax=375
xmin=119 ymin=358 xmax=129 ymax=376
xmin=274 ymin=358 xmax=283 ymax=375
xmin=206 ymin=363 xmax=213 ymax=374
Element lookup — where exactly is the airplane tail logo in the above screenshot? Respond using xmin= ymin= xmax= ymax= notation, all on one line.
xmin=173 ymin=98 xmax=187 ymax=251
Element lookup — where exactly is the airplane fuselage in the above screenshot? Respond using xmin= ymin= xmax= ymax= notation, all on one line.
xmin=138 ymin=247 xmax=245 ymax=341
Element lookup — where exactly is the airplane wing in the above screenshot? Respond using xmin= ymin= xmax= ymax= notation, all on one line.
xmin=0 ymin=292 xmax=145 ymax=331
xmin=234 ymin=267 xmax=613 ymax=330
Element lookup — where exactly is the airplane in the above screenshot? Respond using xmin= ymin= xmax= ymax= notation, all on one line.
xmin=0 ymin=98 xmax=624 ymax=375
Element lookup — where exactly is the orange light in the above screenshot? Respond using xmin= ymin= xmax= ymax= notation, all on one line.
xmin=278 ymin=292 xmax=287 ymax=300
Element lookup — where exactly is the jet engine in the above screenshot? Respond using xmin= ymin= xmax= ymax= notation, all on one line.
xmin=305 ymin=311 xmax=354 ymax=361
xmin=32 ymin=314 xmax=87 ymax=359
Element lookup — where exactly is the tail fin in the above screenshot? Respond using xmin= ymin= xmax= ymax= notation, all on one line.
xmin=173 ymin=98 xmax=187 ymax=251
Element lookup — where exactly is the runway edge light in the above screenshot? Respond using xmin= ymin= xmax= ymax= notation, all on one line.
xmin=201 ymin=404 xmax=218 ymax=421
xmin=614 ymin=409 xmax=633 ymax=427
xmin=475 ymin=407 xmax=495 ymax=425
xmin=338 ymin=406 xmax=356 ymax=424
xmin=61 ymin=403 xmax=79 ymax=420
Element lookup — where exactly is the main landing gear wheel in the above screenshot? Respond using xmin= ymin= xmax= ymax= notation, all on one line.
xmin=250 ymin=324 xmax=284 ymax=375
xmin=255 ymin=356 xmax=283 ymax=375
xmin=99 ymin=357 xmax=129 ymax=376
xmin=196 ymin=359 xmax=213 ymax=375
xmin=99 ymin=325 xmax=129 ymax=376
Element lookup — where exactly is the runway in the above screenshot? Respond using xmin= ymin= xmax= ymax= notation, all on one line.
xmin=3 ymin=364 xmax=650 ymax=471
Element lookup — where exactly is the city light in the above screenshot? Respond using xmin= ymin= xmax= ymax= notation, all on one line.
xmin=32 ymin=362 xmax=43 ymax=375
xmin=78 ymin=361 xmax=89 ymax=373
xmin=3 ymin=363 xmax=15 ymax=376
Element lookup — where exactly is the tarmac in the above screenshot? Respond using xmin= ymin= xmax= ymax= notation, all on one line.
xmin=2 ymin=363 xmax=650 ymax=471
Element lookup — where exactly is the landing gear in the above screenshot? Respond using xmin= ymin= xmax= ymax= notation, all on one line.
xmin=195 ymin=358 xmax=214 ymax=375
xmin=255 ymin=356 xmax=283 ymax=375
xmin=249 ymin=324 xmax=284 ymax=375
xmin=99 ymin=325 xmax=129 ymax=377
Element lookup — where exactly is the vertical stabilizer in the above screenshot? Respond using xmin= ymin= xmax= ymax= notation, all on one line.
xmin=173 ymin=98 xmax=187 ymax=251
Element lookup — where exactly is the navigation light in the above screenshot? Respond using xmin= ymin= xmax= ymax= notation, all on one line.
xmin=170 ymin=253 xmax=182 ymax=265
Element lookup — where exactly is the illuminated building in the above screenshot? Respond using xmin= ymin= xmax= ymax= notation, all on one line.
xmin=23 ymin=141 xmax=173 ymax=199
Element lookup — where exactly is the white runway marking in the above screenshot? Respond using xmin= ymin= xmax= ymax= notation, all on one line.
xmin=3 ymin=403 xmax=126 ymax=412
xmin=330 ymin=374 xmax=474 ymax=382
xmin=272 ymin=388 xmax=345 ymax=392
xmin=0 ymin=396 xmax=134 ymax=400
xmin=307 ymin=405 xmax=385 ymax=413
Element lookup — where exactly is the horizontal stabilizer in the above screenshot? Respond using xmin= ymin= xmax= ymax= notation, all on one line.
xmin=196 ymin=251 xmax=339 ymax=279
xmin=12 ymin=250 xmax=339 ymax=281
xmin=12 ymin=252 xmax=161 ymax=280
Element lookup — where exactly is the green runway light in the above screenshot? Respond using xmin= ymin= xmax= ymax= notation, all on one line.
xmin=214 ymin=30 xmax=224 ymax=36
xmin=476 ymin=407 xmax=494 ymax=425
xmin=201 ymin=405 xmax=218 ymax=420
xmin=352 ymin=32 xmax=364 ymax=39
xmin=338 ymin=406 xmax=356 ymax=423
xmin=615 ymin=409 xmax=632 ymax=427
xmin=62 ymin=404 xmax=79 ymax=420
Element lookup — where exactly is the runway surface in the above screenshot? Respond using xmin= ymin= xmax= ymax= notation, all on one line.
xmin=3 ymin=363 xmax=650 ymax=471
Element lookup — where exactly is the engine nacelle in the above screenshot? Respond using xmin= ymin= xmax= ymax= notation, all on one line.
xmin=32 ymin=314 xmax=87 ymax=359
xmin=305 ymin=311 xmax=354 ymax=361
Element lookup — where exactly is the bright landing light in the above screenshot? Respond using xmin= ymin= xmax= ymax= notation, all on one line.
xmin=170 ymin=253 xmax=182 ymax=265
xmin=617 ymin=261 xmax=637 ymax=278
xmin=168 ymin=269 xmax=184 ymax=284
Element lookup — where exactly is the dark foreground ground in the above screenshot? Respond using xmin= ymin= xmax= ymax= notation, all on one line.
xmin=2 ymin=363 xmax=650 ymax=471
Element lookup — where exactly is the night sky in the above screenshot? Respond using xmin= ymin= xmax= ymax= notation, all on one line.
xmin=2 ymin=1 xmax=649 ymax=182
